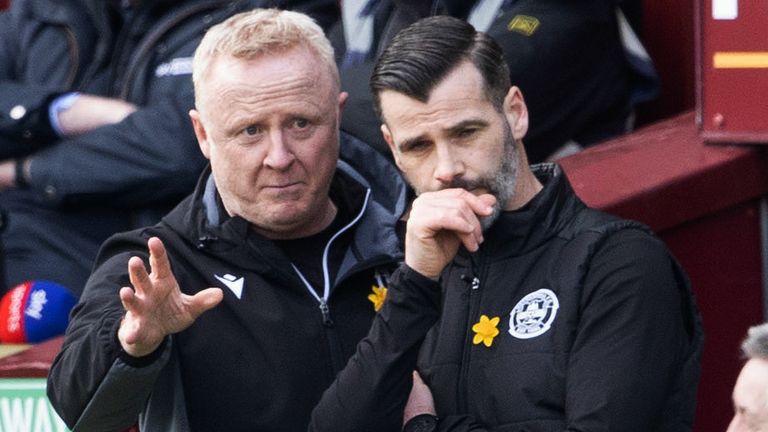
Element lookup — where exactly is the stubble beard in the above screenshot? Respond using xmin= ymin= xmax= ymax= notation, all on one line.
xmin=475 ymin=123 xmax=518 ymax=231
xmin=411 ymin=122 xmax=519 ymax=232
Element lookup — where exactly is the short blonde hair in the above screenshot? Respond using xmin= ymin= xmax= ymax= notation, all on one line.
xmin=192 ymin=8 xmax=338 ymax=111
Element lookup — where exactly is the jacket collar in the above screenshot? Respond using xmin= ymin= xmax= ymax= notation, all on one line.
xmin=474 ymin=163 xmax=587 ymax=258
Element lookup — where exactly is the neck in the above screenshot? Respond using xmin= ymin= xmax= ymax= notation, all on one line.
xmin=504 ymin=141 xmax=543 ymax=211
xmin=253 ymin=199 xmax=338 ymax=240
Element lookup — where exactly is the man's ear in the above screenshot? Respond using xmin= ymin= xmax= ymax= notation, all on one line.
xmin=336 ymin=91 xmax=349 ymax=128
xmin=503 ymin=86 xmax=529 ymax=140
xmin=189 ymin=109 xmax=211 ymax=160
xmin=338 ymin=91 xmax=348 ymax=111
xmin=380 ymin=123 xmax=402 ymax=168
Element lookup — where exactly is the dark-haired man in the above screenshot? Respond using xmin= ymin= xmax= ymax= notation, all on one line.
xmin=331 ymin=0 xmax=656 ymax=163
xmin=312 ymin=15 xmax=702 ymax=432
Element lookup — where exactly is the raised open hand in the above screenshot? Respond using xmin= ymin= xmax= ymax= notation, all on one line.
xmin=117 ymin=237 xmax=223 ymax=357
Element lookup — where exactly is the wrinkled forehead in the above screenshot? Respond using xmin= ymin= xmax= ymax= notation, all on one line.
xmin=199 ymin=46 xmax=338 ymax=113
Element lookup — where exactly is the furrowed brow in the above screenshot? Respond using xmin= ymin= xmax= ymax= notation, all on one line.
xmin=446 ymin=119 xmax=490 ymax=137
xmin=398 ymin=134 xmax=429 ymax=152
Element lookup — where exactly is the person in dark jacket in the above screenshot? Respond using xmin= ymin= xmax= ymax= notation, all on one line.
xmin=331 ymin=0 xmax=658 ymax=164
xmin=0 ymin=0 xmax=338 ymax=296
xmin=311 ymin=16 xmax=703 ymax=432
xmin=46 ymin=9 xmax=407 ymax=432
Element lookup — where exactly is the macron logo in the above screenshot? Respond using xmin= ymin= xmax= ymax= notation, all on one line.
xmin=214 ymin=274 xmax=244 ymax=299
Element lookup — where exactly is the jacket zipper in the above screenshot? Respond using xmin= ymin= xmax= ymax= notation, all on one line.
xmin=457 ymin=251 xmax=485 ymax=412
xmin=291 ymin=188 xmax=372 ymax=371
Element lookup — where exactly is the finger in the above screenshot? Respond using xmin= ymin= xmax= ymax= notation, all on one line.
xmin=424 ymin=188 xmax=496 ymax=216
xmin=414 ymin=211 xmax=477 ymax=238
xmin=450 ymin=189 xmax=496 ymax=217
xmin=187 ymin=288 xmax=224 ymax=319
xmin=478 ymin=193 xmax=497 ymax=209
xmin=413 ymin=192 xmax=492 ymax=230
xmin=127 ymin=256 xmax=152 ymax=296
xmin=431 ymin=204 xmax=485 ymax=241
xmin=119 ymin=286 xmax=138 ymax=312
xmin=418 ymin=204 xmax=483 ymax=250
xmin=147 ymin=237 xmax=173 ymax=280
xmin=118 ymin=314 xmax=140 ymax=345
xmin=457 ymin=229 xmax=482 ymax=252
xmin=442 ymin=191 xmax=495 ymax=245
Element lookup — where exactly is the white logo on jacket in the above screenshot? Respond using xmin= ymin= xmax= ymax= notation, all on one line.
xmin=155 ymin=57 xmax=193 ymax=77
xmin=509 ymin=289 xmax=559 ymax=339
xmin=215 ymin=274 xmax=244 ymax=299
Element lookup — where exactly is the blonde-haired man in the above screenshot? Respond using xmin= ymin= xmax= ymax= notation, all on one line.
xmin=48 ymin=9 xmax=406 ymax=432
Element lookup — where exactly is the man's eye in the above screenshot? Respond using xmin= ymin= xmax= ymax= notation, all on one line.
xmin=244 ymin=125 xmax=261 ymax=136
xmin=293 ymin=118 xmax=309 ymax=129
xmin=403 ymin=141 xmax=429 ymax=152
xmin=457 ymin=128 xmax=477 ymax=138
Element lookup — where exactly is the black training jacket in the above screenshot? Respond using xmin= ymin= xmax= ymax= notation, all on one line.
xmin=312 ymin=163 xmax=703 ymax=432
xmin=47 ymin=134 xmax=407 ymax=432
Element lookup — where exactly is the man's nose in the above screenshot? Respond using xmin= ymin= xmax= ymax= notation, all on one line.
xmin=434 ymin=145 xmax=464 ymax=185
xmin=263 ymin=130 xmax=295 ymax=170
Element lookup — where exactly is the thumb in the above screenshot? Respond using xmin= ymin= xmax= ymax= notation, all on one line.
xmin=189 ymin=287 xmax=224 ymax=318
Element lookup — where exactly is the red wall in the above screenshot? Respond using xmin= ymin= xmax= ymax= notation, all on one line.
xmin=663 ymin=202 xmax=765 ymax=430
xmin=560 ymin=112 xmax=768 ymax=432
xmin=0 ymin=1 xmax=8 ymax=10
xmin=637 ymin=0 xmax=696 ymax=126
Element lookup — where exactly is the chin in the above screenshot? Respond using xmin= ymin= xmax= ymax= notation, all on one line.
xmin=480 ymin=203 xmax=501 ymax=232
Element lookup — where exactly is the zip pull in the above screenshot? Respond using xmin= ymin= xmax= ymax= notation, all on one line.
xmin=319 ymin=299 xmax=334 ymax=327
xmin=460 ymin=274 xmax=481 ymax=290
xmin=471 ymin=277 xmax=480 ymax=290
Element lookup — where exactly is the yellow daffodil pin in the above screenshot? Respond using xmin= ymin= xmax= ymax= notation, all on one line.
xmin=472 ymin=315 xmax=500 ymax=347
xmin=368 ymin=285 xmax=388 ymax=312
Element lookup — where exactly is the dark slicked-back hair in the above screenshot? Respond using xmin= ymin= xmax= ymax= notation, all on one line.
xmin=370 ymin=15 xmax=511 ymax=121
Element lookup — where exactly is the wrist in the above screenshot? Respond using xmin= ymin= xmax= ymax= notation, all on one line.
xmin=401 ymin=262 xmax=442 ymax=283
xmin=117 ymin=316 xmax=165 ymax=358
xmin=49 ymin=92 xmax=81 ymax=137
xmin=404 ymin=259 xmax=441 ymax=281
xmin=403 ymin=414 xmax=438 ymax=432
xmin=117 ymin=332 xmax=167 ymax=367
